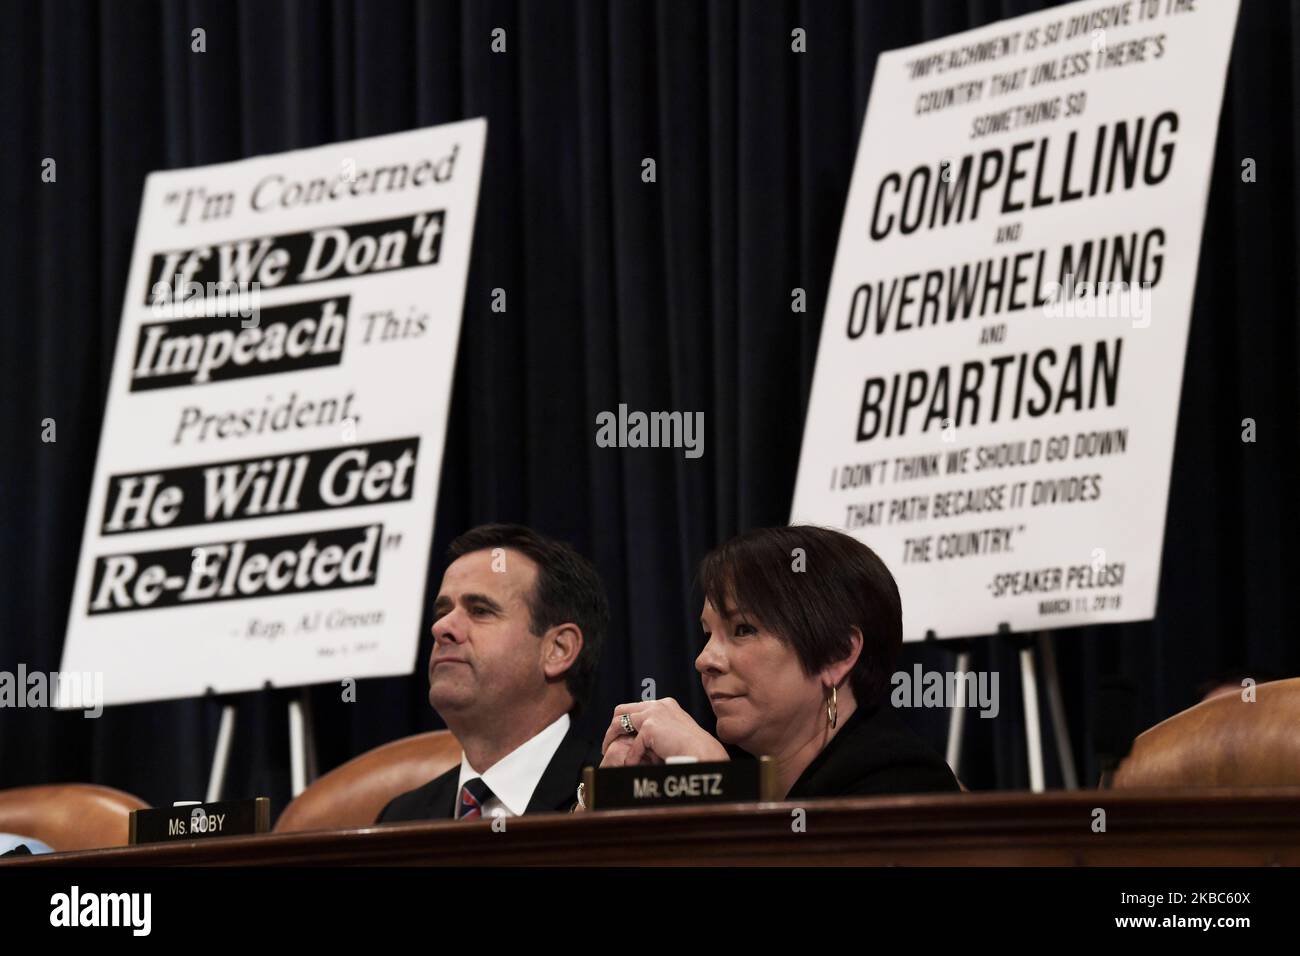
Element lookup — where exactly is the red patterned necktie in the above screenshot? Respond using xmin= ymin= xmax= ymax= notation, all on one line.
xmin=456 ymin=777 xmax=495 ymax=820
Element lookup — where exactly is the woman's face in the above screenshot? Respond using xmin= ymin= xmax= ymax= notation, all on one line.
xmin=695 ymin=597 xmax=821 ymax=757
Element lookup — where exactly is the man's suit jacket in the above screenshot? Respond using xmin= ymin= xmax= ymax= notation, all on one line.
xmin=376 ymin=722 xmax=600 ymax=823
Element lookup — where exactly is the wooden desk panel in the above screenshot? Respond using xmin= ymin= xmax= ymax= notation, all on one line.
xmin=6 ymin=789 xmax=1300 ymax=866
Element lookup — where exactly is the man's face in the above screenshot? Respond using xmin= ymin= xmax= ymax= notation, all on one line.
xmin=428 ymin=548 xmax=547 ymax=725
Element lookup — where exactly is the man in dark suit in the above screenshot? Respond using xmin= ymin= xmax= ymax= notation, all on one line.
xmin=378 ymin=524 xmax=606 ymax=822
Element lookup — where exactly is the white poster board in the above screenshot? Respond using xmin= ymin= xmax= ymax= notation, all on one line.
xmin=60 ymin=119 xmax=486 ymax=704
xmin=791 ymin=0 xmax=1239 ymax=640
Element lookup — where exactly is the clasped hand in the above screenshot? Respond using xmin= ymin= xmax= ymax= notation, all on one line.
xmin=599 ymin=698 xmax=729 ymax=767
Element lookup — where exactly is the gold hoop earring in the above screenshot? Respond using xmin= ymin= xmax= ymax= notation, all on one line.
xmin=826 ymin=685 xmax=838 ymax=730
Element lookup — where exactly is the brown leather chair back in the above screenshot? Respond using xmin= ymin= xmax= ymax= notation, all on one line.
xmin=0 ymin=783 xmax=149 ymax=851
xmin=274 ymin=729 xmax=462 ymax=832
xmin=1113 ymin=677 xmax=1300 ymax=788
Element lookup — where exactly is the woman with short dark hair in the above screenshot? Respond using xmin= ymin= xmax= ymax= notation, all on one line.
xmin=600 ymin=525 xmax=960 ymax=798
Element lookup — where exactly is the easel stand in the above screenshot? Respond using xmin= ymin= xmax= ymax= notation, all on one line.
xmin=934 ymin=633 xmax=974 ymax=776
xmin=204 ymin=684 xmax=318 ymax=802
xmin=935 ymin=626 xmax=1077 ymax=792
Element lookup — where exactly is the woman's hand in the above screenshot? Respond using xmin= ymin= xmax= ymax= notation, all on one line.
xmin=599 ymin=732 xmax=642 ymax=768
xmin=599 ymin=698 xmax=729 ymax=766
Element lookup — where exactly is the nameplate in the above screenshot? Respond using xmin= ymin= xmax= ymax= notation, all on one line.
xmin=129 ymin=798 xmax=270 ymax=844
xmin=584 ymin=757 xmax=775 ymax=810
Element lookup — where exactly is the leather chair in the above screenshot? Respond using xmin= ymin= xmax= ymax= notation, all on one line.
xmin=1113 ymin=677 xmax=1300 ymax=788
xmin=274 ymin=729 xmax=462 ymax=832
xmin=0 ymin=783 xmax=149 ymax=850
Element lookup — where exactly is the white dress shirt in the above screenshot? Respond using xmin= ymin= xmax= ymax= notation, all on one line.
xmin=454 ymin=712 xmax=570 ymax=818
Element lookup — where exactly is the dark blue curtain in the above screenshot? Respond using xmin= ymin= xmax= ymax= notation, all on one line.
xmin=1 ymin=0 xmax=1297 ymax=814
